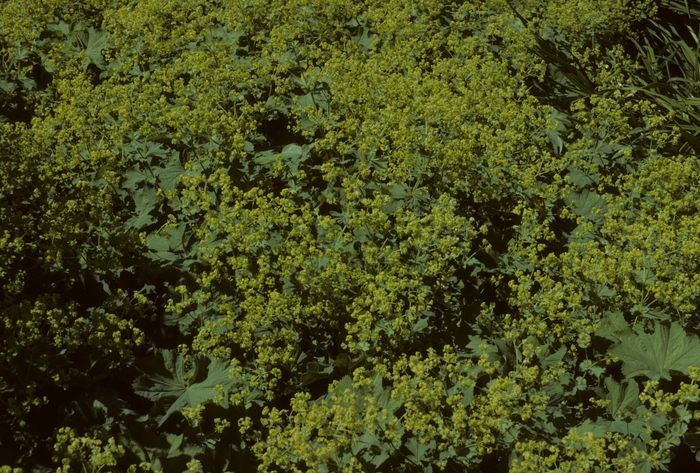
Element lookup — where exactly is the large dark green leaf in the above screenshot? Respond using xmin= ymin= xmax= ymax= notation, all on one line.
xmin=84 ymin=27 xmax=107 ymax=70
xmin=133 ymin=350 xmax=236 ymax=427
xmin=125 ymin=186 xmax=158 ymax=230
xmin=154 ymin=151 xmax=185 ymax=193
xmin=605 ymin=377 xmax=641 ymax=418
xmin=608 ymin=321 xmax=700 ymax=380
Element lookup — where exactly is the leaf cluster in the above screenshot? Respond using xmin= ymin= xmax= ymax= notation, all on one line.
xmin=2 ymin=0 xmax=700 ymax=472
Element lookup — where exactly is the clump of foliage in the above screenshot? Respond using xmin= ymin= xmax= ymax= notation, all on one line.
xmin=1 ymin=0 xmax=700 ymax=471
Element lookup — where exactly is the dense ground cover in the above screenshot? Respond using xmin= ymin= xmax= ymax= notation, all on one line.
xmin=2 ymin=0 xmax=700 ymax=471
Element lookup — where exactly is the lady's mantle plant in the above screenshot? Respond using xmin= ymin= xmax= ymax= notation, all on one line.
xmin=1 ymin=0 xmax=700 ymax=471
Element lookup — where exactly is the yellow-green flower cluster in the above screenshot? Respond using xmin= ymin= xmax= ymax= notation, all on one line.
xmin=52 ymin=427 xmax=125 ymax=473
xmin=2 ymin=0 xmax=698 ymax=470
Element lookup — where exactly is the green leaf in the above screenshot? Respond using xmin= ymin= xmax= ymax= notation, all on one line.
xmin=608 ymin=321 xmax=700 ymax=380
xmin=245 ymin=389 xmax=265 ymax=409
xmin=122 ymin=166 xmax=148 ymax=192
xmin=388 ymin=183 xmax=410 ymax=199
xmin=352 ymin=433 xmax=380 ymax=455
xmin=632 ymin=268 xmax=658 ymax=286
xmin=598 ymin=418 xmax=648 ymax=438
xmin=567 ymin=166 xmax=599 ymax=188
xmin=132 ymin=186 xmax=158 ymax=212
xmin=125 ymin=212 xmax=157 ymax=231
xmin=567 ymin=189 xmax=607 ymax=223
xmin=47 ymin=21 xmax=72 ymax=36
xmin=575 ymin=418 xmax=610 ymax=438
xmin=280 ymin=143 xmax=303 ymax=160
xmin=545 ymin=129 xmax=565 ymax=154
xmin=580 ymin=359 xmax=605 ymax=378
xmin=164 ymin=433 xmax=204 ymax=460
xmin=594 ymin=284 xmax=616 ymax=299
xmin=605 ymin=377 xmax=641 ymax=418
xmin=459 ymin=386 xmax=475 ymax=407
xmin=125 ymin=187 xmax=158 ymax=230
xmin=412 ymin=316 xmax=429 ymax=333
xmin=301 ymin=361 xmax=329 ymax=386
xmin=140 ymin=140 xmax=170 ymax=159
xmin=375 ymin=381 xmax=402 ymax=414
xmin=566 ymin=223 xmax=596 ymax=244
xmin=145 ymin=223 xmax=187 ymax=254
xmin=133 ymin=350 xmax=236 ymax=427
xmin=167 ymin=223 xmax=187 ymax=251
xmin=352 ymin=27 xmax=380 ymax=53
xmin=405 ymin=437 xmax=436 ymax=463
xmin=253 ymin=149 xmax=278 ymax=165
xmin=0 ymin=79 xmax=15 ymax=95
xmin=144 ymin=250 xmax=179 ymax=262
xmin=545 ymin=110 xmax=571 ymax=154
xmin=84 ymin=27 xmax=107 ymax=70
xmin=297 ymin=91 xmax=330 ymax=113
xmin=595 ymin=311 xmax=632 ymax=342
xmin=367 ymin=450 xmax=390 ymax=468
xmin=154 ymin=151 xmax=185 ymax=193
xmin=335 ymin=375 xmax=353 ymax=394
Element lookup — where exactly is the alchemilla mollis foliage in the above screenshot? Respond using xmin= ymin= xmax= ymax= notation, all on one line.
xmin=2 ymin=0 xmax=700 ymax=471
